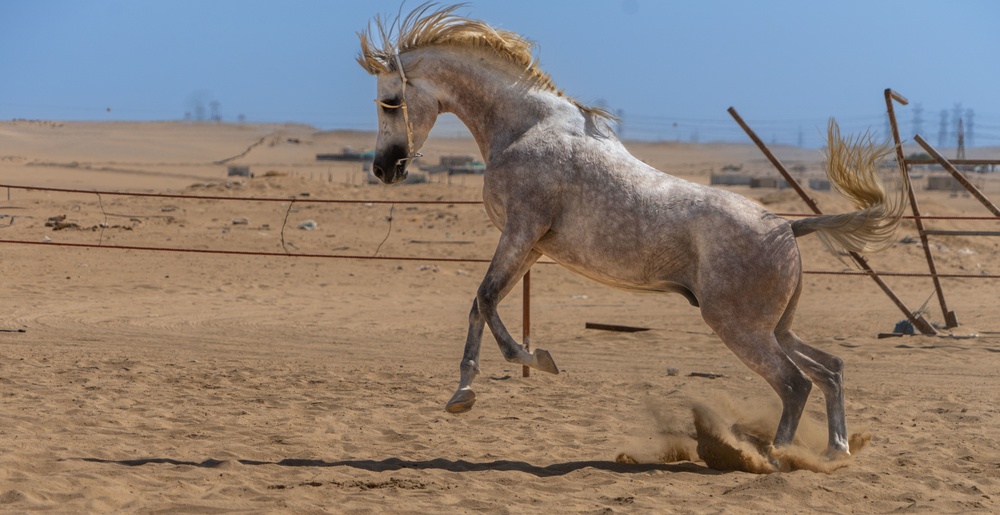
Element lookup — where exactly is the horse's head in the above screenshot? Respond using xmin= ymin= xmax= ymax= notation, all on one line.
xmin=370 ymin=58 xmax=439 ymax=184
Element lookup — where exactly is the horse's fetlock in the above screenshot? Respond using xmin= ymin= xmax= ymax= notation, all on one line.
xmin=500 ymin=345 xmax=525 ymax=363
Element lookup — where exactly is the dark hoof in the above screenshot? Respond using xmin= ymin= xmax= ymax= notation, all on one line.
xmin=445 ymin=388 xmax=476 ymax=413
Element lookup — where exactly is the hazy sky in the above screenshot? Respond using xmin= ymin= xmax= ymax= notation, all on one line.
xmin=3 ymin=0 xmax=998 ymax=147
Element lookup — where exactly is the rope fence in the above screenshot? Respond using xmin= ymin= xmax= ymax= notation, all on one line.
xmin=4 ymin=183 xmax=999 ymax=218
xmin=0 ymin=183 xmax=483 ymax=205
xmin=1 ymin=183 xmax=998 ymax=279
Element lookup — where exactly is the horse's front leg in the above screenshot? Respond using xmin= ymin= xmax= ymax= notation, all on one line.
xmin=479 ymin=257 xmax=559 ymax=372
xmin=446 ymin=225 xmax=553 ymax=413
xmin=444 ymin=297 xmax=489 ymax=413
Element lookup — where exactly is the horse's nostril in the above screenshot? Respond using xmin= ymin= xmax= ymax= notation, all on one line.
xmin=373 ymin=166 xmax=385 ymax=180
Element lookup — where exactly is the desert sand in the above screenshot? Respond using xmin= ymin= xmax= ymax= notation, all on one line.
xmin=1 ymin=120 xmax=998 ymax=513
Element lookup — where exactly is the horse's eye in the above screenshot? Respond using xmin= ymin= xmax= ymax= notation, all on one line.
xmin=379 ymin=97 xmax=401 ymax=113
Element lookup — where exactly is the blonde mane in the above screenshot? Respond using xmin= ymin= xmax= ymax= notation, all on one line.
xmin=357 ymin=3 xmax=616 ymax=125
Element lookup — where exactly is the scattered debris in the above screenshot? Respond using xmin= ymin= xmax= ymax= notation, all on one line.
xmin=689 ymin=372 xmax=724 ymax=379
xmin=585 ymin=322 xmax=650 ymax=333
xmin=45 ymin=214 xmax=78 ymax=230
xmin=45 ymin=214 xmax=136 ymax=232
xmin=407 ymin=240 xmax=474 ymax=245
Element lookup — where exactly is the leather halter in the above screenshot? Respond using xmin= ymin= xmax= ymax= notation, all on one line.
xmin=373 ymin=54 xmax=423 ymax=166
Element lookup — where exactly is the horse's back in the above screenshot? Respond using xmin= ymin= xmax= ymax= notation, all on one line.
xmin=487 ymin=133 xmax=799 ymax=296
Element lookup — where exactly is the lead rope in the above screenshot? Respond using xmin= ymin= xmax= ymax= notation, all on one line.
xmin=373 ymin=54 xmax=422 ymax=165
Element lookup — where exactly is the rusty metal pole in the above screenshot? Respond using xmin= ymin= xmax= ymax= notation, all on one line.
xmin=727 ymin=107 xmax=821 ymax=213
xmin=728 ymin=106 xmax=937 ymax=335
xmin=885 ymin=89 xmax=958 ymax=328
xmin=522 ymin=269 xmax=530 ymax=378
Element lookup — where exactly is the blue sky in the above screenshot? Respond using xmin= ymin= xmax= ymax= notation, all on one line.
xmin=2 ymin=0 xmax=998 ymax=147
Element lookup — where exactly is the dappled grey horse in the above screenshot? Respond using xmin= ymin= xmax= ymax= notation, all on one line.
xmin=358 ymin=5 xmax=906 ymax=460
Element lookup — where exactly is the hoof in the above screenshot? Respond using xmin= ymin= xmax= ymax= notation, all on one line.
xmin=533 ymin=349 xmax=559 ymax=375
xmin=766 ymin=451 xmax=789 ymax=473
xmin=823 ymin=447 xmax=851 ymax=461
xmin=445 ymin=388 xmax=476 ymax=413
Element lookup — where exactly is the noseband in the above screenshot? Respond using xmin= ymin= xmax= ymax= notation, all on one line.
xmin=373 ymin=54 xmax=423 ymax=166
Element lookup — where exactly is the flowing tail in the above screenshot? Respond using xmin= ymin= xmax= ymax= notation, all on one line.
xmin=790 ymin=119 xmax=909 ymax=255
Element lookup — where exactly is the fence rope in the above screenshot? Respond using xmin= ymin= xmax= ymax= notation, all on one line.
xmin=2 ymin=183 xmax=997 ymax=279
xmin=0 ymin=238 xmax=494 ymax=263
xmin=4 ymin=183 xmax=996 ymax=220
xmin=0 ymin=184 xmax=482 ymax=205
xmin=0 ymin=239 xmax=996 ymax=279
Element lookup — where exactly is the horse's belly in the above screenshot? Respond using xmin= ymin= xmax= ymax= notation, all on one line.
xmin=534 ymin=240 xmax=689 ymax=293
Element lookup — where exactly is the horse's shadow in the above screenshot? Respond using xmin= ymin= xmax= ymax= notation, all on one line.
xmin=75 ymin=456 xmax=717 ymax=477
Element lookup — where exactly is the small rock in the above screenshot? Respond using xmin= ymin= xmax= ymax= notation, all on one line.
xmin=298 ymin=220 xmax=317 ymax=230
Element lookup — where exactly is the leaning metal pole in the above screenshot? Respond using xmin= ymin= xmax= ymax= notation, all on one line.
xmin=727 ymin=106 xmax=937 ymax=335
xmin=885 ymin=89 xmax=958 ymax=328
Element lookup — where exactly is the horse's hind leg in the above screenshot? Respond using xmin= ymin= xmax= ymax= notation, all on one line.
xmin=773 ymin=285 xmax=849 ymax=456
xmin=774 ymin=329 xmax=849 ymax=457
xmin=707 ymin=323 xmax=813 ymax=449
xmin=774 ymin=277 xmax=850 ymax=458
xmin=701 ymin=289 xmax=812 ymax=450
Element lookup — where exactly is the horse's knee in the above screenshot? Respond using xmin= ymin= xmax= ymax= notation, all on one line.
xmin=476 ymin=280 xmax=497 ymax=302
xmin=468 ymin=298 xmax=482 ymax=325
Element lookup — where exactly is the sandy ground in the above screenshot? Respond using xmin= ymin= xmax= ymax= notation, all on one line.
xmin=1 ymin=120 xmax=999 ymax=513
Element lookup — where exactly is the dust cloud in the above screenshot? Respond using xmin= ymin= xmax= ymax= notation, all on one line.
xmin=617 ymin=394 xmax=871 ymax=474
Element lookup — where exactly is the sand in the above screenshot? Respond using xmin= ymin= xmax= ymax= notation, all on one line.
xmin=1 ymin=120 xmax=998 ymax=513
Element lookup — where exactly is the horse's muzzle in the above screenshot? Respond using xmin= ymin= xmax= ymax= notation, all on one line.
xmin=372 ymin=145 xmax=410 ymax=184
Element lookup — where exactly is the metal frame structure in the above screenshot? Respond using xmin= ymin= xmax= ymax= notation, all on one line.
xmin=728 ymin=89 xmax=1000 ymax=334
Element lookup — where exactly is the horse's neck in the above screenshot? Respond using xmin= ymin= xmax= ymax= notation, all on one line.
xmin=407 ymin=48 xmax=574 ymax=162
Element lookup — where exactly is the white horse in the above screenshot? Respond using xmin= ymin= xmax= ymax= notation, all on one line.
xmin=358 ymin=4 xmax=905 ymax=460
